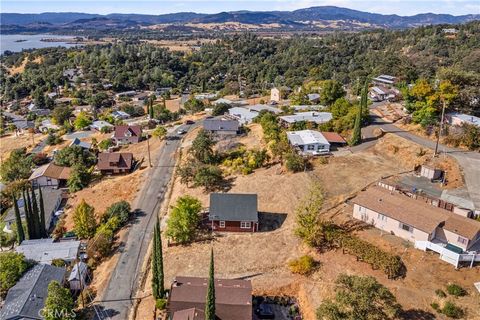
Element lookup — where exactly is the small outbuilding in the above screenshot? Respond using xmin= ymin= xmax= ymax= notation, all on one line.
xmin=68 ymin=261 xmax=88 ymax=291
xmin=208 ymin=193 xmax=259 ymax=232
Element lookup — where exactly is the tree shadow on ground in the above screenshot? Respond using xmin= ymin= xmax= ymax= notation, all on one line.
xmin=400 ymin=309 xmax=436 ymax=320
xmin=258 ymin=212 xmax=288 ymax=232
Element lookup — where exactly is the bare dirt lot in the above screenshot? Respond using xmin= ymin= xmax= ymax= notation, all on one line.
xmin=63 ymin=137 xmax=163 ymax=229
xmin=373 ymin=133 xmax=464 ymax=189
xmin=0 ymin=132 xmax=46 ymax=157
xmin=134 ymin=132 xmax=479 ymax=320
xmin=59 ymin=137 xmax=164 ymax=296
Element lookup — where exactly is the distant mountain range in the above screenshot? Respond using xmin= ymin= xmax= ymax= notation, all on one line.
xmin=1 ymin=6 xmax=478 ymax=33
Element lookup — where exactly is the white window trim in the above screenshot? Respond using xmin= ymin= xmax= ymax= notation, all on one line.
xmin=377 ymin=213 xmax=387 ymax=221
xmin=399 ymin=222 xmax=413 ymax=233
xmin=240 ymin=221 xmax=251 ymax=229
xmin=457 ymin=236 xmax=468 ymax=245
xmin=219 ymin=221 xmax=225 ymax=228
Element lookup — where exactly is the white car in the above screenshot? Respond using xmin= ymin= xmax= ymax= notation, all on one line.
xmin=177 ymin=129 xmax=187 ymax=135
xmin=54 ymin=210 xmax=64 ymax=216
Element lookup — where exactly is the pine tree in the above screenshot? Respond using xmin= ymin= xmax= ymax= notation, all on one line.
xmin=349 ymin=80 xmax=368 ymax=146
xmin=73 ymin=199 xmax=97 ymax=239
xmin=12 ymin=195 xmax=25 ymax=243
xmin=205 ymin=249 xmax=216 ymax=320
xmin=38 ymin=186 xmax=47 ymax=237
xmin=151 ymin=218 xmax=165 ymax=299
xmin=30 ymin=187 xmax=41 ymax=239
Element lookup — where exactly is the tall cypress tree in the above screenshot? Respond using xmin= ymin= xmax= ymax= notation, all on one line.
xmin=205 ymin=249 xmax=215 ymax=320
xmin=151 ymin=221 xmax=158 ymax=299
xmin=22 ymin=189 xmax=34 ymax=239
xmin=38 ymin=186 xmax=47 ymax=237
xmin=12 ymin=195 xmax=25 ymax=244
xmin=151 ymin=219 xmax=163 ymax=299
xmin=30 ymin=187 xmax=41 ymax=239
xmin=349 ymin=80 xmax=368 ymax=146
xmin=156 ymin=219 xmax=165 ymax=298
xmin=149 ymin=98 xmax=154 ymax=119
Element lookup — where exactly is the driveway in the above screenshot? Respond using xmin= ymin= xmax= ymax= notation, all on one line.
xmin=353 ymin=111 xmax=480 ymax=212
xmin=94 ymin=123 xmax=195 ymax=319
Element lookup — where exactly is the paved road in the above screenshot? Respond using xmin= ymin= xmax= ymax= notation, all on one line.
xmin=95 ymin=124 xmax=194 ymax=319
xmin=352 ymin=111 xmax=480 ymax=212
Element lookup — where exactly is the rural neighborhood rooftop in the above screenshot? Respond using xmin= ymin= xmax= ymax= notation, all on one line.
xmin=0 ymin=264 xmax=66 ymax=320
xmin=15 ymin=238 xmax=81 ymax=264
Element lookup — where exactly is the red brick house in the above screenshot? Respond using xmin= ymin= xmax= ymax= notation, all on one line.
xmin=208 ymin=193 xmax=259 ymax=232
xmin=113 ymin=125 xmax=142 ymax=145
xmin=96 ymin=152 xmax=133 ymax=174
xmin=168 ymin=276 xmax=252 ymax=320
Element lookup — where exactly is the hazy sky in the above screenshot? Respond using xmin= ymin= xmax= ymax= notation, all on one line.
xmin=1 ymin=0 xmax=479 ymax=16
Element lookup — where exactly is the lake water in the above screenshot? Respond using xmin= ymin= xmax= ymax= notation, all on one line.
xmin=1 ymin=34 xmax=79 ymax=54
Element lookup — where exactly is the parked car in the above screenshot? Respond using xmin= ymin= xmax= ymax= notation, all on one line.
xmin=177 ymin=129 xmax=187 ymax=135
xmin=185 ymin=120 xmax=195 ymax=125
xmin=255 ymin=303 xmax=275 ymax=319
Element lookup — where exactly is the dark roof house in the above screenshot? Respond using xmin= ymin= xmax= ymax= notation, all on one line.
xmin=168 ymin=276 xmax=252 ymax=320
xmin=96 ymin=152 xmax=133 ymax=174
xmin=209 ymin=193 xmax=259 ymax=232
xmin=4 ymin=187 xmax=64 ymax=232
xmin=203 ymin=119 xmax=239 ymax=135
xmin=113 ymin=125 xmax=143 ymax=144
xmin=0 ymin=264 xmax=66 ymax=320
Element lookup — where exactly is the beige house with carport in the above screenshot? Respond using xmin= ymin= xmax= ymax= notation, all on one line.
xmin=352 ymin=187 xmax=480 ymax=258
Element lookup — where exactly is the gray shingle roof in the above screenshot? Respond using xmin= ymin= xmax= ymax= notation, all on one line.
xmin=209 ymin=193 xmax=258 ymax=222
xmin=0 ymin=264 xmax=66 ymax=320
xmin=203 ymin=119 xmax=239 ymax=132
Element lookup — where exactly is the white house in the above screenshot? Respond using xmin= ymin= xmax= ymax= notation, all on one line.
xmin=372 ymin=75 xmax=397 ymax=86
xmin=279 ymin=112 xmax=332 ymax=126
xmin=111 ymin=110 xmax=131 ymax=120
xmin=270 ymin=86 xmax=291 ymax=102
xmin=29 ymin=163 xmax=71 ymax=188
xmin=446 ymin=112 xmax=480 ymax=128
xmin=286 ymin=130 xmax=330 ymax=155
xmin=247 ymin=104 xmax=282 ymax=114
xmin=228 ymin=107 xmax=258 ymax=125
xmin=90 ymin=120 xmax=114 ymax=132
xmin=16 ymin=239 xmax=81 ymax=264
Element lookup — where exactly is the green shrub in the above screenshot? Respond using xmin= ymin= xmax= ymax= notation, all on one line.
xmin=430 ymin=302 xmax=440 ymax=311
xmin=102 ymin=201 xmax=131 ymax=225
xmin=446 ymin=283 xmax=467 ymax=297
xmin=155 ymin=298 xmax=167 ymax=310
xmin=441 ymin=301 xmax=465 ymax=319
xmin=288 ymin=255 xmax=319 ymax=275
xmin=51 ymin=259 xmax=66 ymax=267
xmin=435 ymin=289 xmax=447 ymax=298
xmin=285 ymin=152 xmax=306 ymax=172
xmin=98 ymin=138 xmax=114 ymax=150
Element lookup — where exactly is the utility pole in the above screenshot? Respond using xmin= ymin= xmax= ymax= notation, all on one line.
xmin=434 ymin=99 xmax=446 ymax=157
xmin=146 ymin=133 xmax=152 ymax=167
xmin=78 ymin=263 xmax=85 ymax=308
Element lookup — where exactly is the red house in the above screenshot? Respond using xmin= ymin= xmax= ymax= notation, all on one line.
xmin=208 ymin=193 xmax=259 ymax=232
xmin=113 ymin=125 xmax=142 ymax=145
